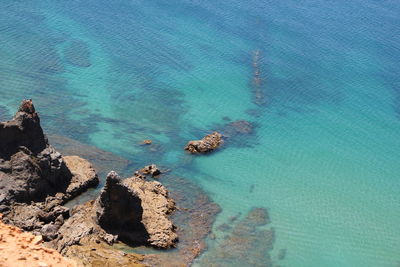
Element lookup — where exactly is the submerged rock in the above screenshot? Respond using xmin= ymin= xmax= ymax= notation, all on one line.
xmin=252 ymin=49 xmax=267 ymax=106
xmin=184 ymin=132 xmax=223 ymax=154
xmin=209 ymin=119 xmax=257 ymax=149
xmin=225 ymin=120 xmax=253 ymax=135
xmin=63 ymin=40 xmax=91 ymax=67
xmin=200 ymin=207 xmax=275 ymax=267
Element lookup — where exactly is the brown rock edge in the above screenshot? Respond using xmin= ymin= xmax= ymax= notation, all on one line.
xmin=0 ymin=214 xmax=76 ymax=267
xmin=184 ymin=132 xmax=223 ymax=153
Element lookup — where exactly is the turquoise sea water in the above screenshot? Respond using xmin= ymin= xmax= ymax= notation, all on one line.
xmin=1 ymin=1 xmax=400 ymax=266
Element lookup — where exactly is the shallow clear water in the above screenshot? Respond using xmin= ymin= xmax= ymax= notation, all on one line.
xmin=1 ymin=0 xmax=400 ymax=266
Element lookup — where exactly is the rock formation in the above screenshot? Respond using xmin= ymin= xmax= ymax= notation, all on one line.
xmin=63 ymin=155 xmax=99 ymax=199
xmin=0 ymin=100 xmax=221 ymax=266
xmin=137 ymin=164 xmax=161 ymax=177
xmin=184 ymin=132 xmax=223 ymax=154
xmin=0 ymin=100 xmax=99 ymax=249
xmin=139 ymin=139 xmax=152 ymax=145
xmin=0 ymin=100 xmax=99 ymax=208
xmin=96 ymin=171 xmax=177 ymax=248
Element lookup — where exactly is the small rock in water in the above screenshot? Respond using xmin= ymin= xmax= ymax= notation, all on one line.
xmin=138 ymin=164 xmax=161 ymax=177
xmin=184 ymin=132 xmax=223 ymax=154
xmin=140 ymin=139 xmax=152 ymax=145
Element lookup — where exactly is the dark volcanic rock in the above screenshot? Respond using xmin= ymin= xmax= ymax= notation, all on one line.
xmin=0 ymin=105 xmax=10 ymax=122
xmin=0 ymin=100 xmax=98 ymax=205
xmin=184 ymin=132 xmax=223 ymax=154
xmin=2 ymin=194 xmax=69 ymax=240
xmin=0 ymin=100 xmax=71 ymax=204
xmin=0 ymin=100 xmax=47 ymax=159
xmin=0 ymin=100 xmax=99 ymax=248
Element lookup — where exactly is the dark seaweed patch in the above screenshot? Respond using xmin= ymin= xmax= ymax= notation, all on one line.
xmin=63 ymin=40 xmax=92 ymax=67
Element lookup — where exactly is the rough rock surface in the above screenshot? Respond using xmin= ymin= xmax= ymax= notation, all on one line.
xmin=49 ymin=199 xmax=144 ymax=266
xmin=0 ymin=100 xmax=102 ymax=261
xmin=0 ymin=215 xmax=76 ymax=267
xmin=64 ymin=238 xmax=145 ymax=267
xmin=0 ymin=100 xmax=98 ymax=207
xmin=2 ymin=195 xmax=68 ymax=239
xmin=137 ymin=164 xmax=161 ymax=177
xmin=63 ymin=155 xmax=99 ymax=199
xmin=96 ymin=171 xmax=177 ymax=248
xmin=144 ymin=176 xmax=221 ymax=266
xmin=184 ymin=132 xmax=223 ymax=153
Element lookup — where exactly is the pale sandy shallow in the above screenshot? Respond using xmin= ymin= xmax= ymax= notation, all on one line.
xmin=0 ymin=215 xmax=76 ymax=267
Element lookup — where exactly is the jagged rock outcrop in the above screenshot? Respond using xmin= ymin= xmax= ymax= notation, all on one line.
xmin=0 ymin=100 xmax=98 ymax=208
xmin=184 ymin=132 xmax=223 ymax=154
xmin=0 ymin=100 xmax=99 ymax=245
xmin=96 ymin=171 xmax=177 ymax=248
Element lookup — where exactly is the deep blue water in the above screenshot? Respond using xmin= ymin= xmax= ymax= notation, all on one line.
xmin=1 ymin=0 xmax=400 ymax=266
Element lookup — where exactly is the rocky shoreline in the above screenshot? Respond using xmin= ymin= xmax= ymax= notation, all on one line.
xmin=0 ymin=100 xmax=221 ymax=266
